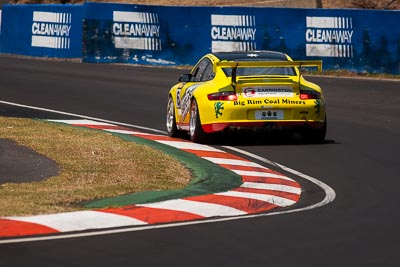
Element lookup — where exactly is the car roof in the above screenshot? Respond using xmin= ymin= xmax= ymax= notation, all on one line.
xmin=212 ymin=51 xmax=289 ymax=62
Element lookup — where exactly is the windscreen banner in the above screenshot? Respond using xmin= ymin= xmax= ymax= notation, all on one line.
xmin=0 ymin=4 xmax=83 ymax=58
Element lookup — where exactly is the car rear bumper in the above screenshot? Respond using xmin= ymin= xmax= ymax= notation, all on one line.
xmin=202 ymin=120 xmax=326 ymax=133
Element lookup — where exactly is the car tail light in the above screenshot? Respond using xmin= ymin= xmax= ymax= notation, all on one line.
xmin=207 ymin=91 xmax=238 ymax=101
xmin=300 ymin=89 xmax=321 ymax=100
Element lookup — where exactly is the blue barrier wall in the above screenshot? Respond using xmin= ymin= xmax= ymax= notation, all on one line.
xmin=0 ymin=4 xmax=83 ymax=58
xmin=82 ymin=3 xmax=212 ymax=66
xmin=1 ymin=3 xmax=399 ymax=74
xmin=82 ymin=3 xmax=400 ymax=74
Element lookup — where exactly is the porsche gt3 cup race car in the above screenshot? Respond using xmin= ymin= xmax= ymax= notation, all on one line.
xmin=166 ymin=51 xmax=326 ymax=144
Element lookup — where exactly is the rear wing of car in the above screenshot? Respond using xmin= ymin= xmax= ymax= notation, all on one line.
xmin=215 ymin=60 xmax=322 ymax=86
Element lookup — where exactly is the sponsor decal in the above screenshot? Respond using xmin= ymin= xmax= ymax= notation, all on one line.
xmin=113 ymin=11 xmax=161 ymax=51
xmin=242 ymin=86 xmax=294 ymax=97
xmin=305 ymin=16 xmax=354 ymax=58
xmin=31 ymin=11 xmax=72 ymax=49
xmin=234 ymin=98 xmax=306 ymax=106
xmin=314 ymin=99 xmax=322 ymax=116
xmin=179 ymin=84 xmax=200 ymax=120
xmin=243 ymin=87 xmax=256 ymax=97
xmin=234 ymin=100 xmax=246 ymax=106
xmin=214 ymin=102 xmax=224 ymax=118
xmin=263 ymin=99 xmax=280 ymax=105
xmin=211 ymin=14 xmax=256 ymax=52
xmin=247 ymin=99 xmax=263 ymax=105
xmin=281 ymin=99 xmax=306 ymax=105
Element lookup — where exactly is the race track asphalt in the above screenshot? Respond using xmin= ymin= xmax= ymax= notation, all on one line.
xmin=0 ymin=139 xmax=59 ymax=184
xmin=0 ymin=55 xmax=399 ymax=267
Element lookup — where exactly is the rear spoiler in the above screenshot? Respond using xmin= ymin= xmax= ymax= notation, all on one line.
xmin=215 ymin=60 xmax=322 ymax=86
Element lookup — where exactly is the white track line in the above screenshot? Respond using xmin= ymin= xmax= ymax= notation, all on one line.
xmin=0 ymin=100 xmax=167 ymax=134
xmin=223 ymin=145 xmax=336 ymax=207
xmin=48 ymin=119 xmax=115 ymax=126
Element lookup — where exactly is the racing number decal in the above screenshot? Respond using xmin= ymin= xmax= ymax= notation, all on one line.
xmin=177 ymin=84 xmax=201 ymax=121
xmin=176 ymin=87 xmax=182 ymax=109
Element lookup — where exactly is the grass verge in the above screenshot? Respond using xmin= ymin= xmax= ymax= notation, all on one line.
xmin=0 ymin=117 xmax=191 ymax=217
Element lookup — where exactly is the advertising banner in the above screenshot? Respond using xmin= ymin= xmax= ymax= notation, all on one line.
xmin=0 ymin=4 xmax=83 ymax=58
xmin=303 ymin=9 xmax=400 ymax=74
xmin=82 ymin=3 xmax=211 ymax=66
xmin=0 ymin=3 xmax=399 ymax=74
xmin=82 ymin=3 xmax=400 ymax=74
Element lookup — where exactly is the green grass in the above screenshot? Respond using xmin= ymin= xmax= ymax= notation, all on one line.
xmin=0 ymin=117 xmax=191 ymax=216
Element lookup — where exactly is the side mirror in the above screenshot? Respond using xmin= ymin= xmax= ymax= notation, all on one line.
xmin=179 ymin=74 xmax=191 ymax=82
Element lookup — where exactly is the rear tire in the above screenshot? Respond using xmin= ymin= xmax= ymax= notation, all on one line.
xmin=303 ymin=117 xmax=327 ymax=144
xmin=189 ymin=99 xmax=208 ymax=143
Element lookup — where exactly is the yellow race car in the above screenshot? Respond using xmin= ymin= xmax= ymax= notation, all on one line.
xmin=166 ymin=51 xmax=326 ymax=143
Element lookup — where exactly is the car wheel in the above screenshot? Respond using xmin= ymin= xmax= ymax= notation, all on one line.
xmin=166 ymin=96 xmax=181 ymax=137
xmin=303 ymin=117 xmax=327 ymax=144
xmin=189 ymin=99 xmax=207 ymax=143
